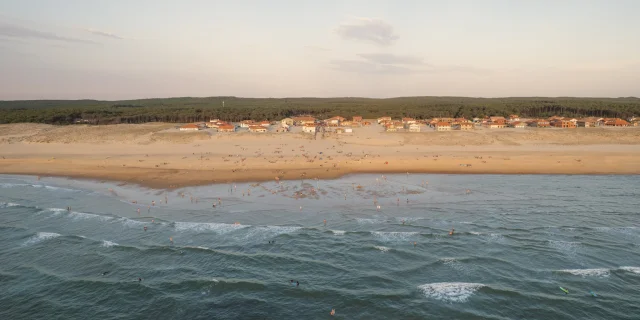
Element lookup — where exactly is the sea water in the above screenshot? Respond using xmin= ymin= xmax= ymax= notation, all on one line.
xmin=1 ymin=174 xmax=639 ymax=319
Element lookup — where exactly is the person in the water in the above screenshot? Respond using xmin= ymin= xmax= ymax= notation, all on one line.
xmin=138 ymin=278 xmax=142 ymax=282
xmin=143 ymin=226 xmax=147 ymax=231
xmin=102 ymin=271 xmax=109 ymax=276
xmin=296 ymin=281 xmax=299 ymax=287
xmin=449 ymin=228 xmax=455 ymax=236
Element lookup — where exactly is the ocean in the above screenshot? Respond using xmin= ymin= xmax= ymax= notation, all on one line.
xmin=1 ymin=173 xmax=639 ymax=319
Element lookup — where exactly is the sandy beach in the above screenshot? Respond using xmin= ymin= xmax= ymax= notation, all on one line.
xmin=1 ymin=122 xmax=640 ymax=189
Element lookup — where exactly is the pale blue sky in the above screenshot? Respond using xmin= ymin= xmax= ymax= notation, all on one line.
xmin=1 ymin=0 xmax=638 ymax=99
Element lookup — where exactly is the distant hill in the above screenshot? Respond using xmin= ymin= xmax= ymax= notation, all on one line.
xmin=1 ymin=96 xmax=638 ymax=125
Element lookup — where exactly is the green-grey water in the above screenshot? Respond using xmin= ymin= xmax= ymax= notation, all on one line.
xmin=1 ymin=174 xmax=639 ymax=319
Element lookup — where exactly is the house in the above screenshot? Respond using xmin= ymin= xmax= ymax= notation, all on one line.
xmin=577 ymin=119 xmax=596 ymax=127
xmin=484 ymin=122 xmax=506 ymax=129
xmin=409 ymin=123 xmax=421 ymax=132
xmin=352 ymin=116 xmax=363 ymax=122
xmin=259 ymin=121 xmax=271 ymax=127
xmin=180 ymin=124 xmax=200 ymax=131
xmin=218 ymin=124 xmax=235 ymax=132
xmin=604 ymin=118 xmax=630 ymax=127
xmin=377 ymin=116 xmax=392 ymax=124
xmin=302 ymin=125 xmax=316 ymax=133
xmin=435 ymin=122 xmax=451 ymax=131
xmin=527 ymin=119 xmax=550 ymax=127
xmin=341 ymin=121 xmax=353 ymax=127
xmin=335 ymin=127 xmax=345 ymax=134
xmin=281 ymin=118 xmax=294 ymax=126
xmin=239 ymin=120 xmax=255 ymax=128
xmin=385 ymin=124 xmax=397 ymax=132
xmin=362 ymin=121 xmax=372 ymax=126
xmin=293 ymin=116 xmax=316 ymax=126
xmin=325 ymin=116 xmax=345 ymax=126
xmin=344 ymin=128 xmax=353 ymax=133
xmin=489 ymin=116 xmax=506 ymax=123
xmin=402 ymin=117 xmax=416 ymax=124
xmin=276 ymin=127 xmax=289 ymax=133
xmin=249 ymin=125 xmax=267 ymax=133
xmin=454 ymin=123 xmax=474 ymax=130
xmin=509 ymin=114 xmax=520 ymax=122
xmin=550 ymin=119 xmax=576 ymax=128
xmin=509 ymin=121 xmax=527 ymax=128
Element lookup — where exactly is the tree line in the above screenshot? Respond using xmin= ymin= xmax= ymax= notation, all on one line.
xmin=0 ymin=96 xmax=638 ymax=125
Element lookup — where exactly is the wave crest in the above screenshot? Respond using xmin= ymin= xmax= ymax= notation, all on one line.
xmin=418 ymin=282 xmax=485 ymax=302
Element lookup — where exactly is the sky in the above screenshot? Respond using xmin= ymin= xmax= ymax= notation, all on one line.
xmin=1 ymin=0 xmax=639 ymax=100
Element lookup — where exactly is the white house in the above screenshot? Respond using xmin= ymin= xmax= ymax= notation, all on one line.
xmin=409 ymin=123 xmax=421 ymax=132
xmin=180 ymin=124 xmax=200 ymax=131
xmin=303 ymin=125 xmax=316 ymax=133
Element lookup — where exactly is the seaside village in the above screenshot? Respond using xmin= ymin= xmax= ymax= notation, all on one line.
xmin=178 ymin=115 xmax=639 ymax=134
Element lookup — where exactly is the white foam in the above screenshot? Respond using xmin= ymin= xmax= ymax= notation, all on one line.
xmin=47 ymin=208 xmax=68 ymax=215
xmin=175 ymin=222 xmax=247 ymax=234
xmin=69 ymin=211 xmax=113 ymax=222
xmin=619 ymin=266 xmax=640 ymax=274
xmin=396 ymin=217 xmax=421 ymax=223
xmin=0 ymin=202 xmax=20 ymax=208
xmin=548 ymin=240 xmax=580 ymax=255
xmin=331 ymin=230 xmax=346 ymax=236
xmin=469 ymin=232 xmax=483 ymax=235
xmin=558 ymin=268 xmax=610 ymax=278
xmin=23 ymin=232 xmax=61 ymax=246
xmin=101 ymin=240 xmax=118 ymax=248
xmin=440 ymin=258 xmax=469 ymax=273
xmin=418 ymin=282 xmax=485 ymax=303
xmin=371 ymin=231 xmax=418 ymax=242
xmin=244 ymin=226 xmax=302 ymax=240
xmin=117 ymin=217 xmax=147 ymax=228
xmin=356 ymin=218 xmax=385 ymax=224
xmin=374 ymin=246 xmax=390 ymax=252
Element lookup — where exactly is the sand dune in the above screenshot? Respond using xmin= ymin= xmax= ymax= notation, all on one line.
xmin=1 ymin=123 xmax=639 ymax=188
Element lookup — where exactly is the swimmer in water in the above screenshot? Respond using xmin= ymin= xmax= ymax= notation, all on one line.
xmin=138 ymin=278 xmax=142 ymax=282
xmin=449 ymin=228 xmax=455 ymax=236
xmin=413 ymin=242 xmax=417 ymax=247
xmin=102 ymin=271 xmax=109 ymax=276
xmin=137 ymin=208 xmax=140 ymax=214
xmin=296 ymin=281 xmax=299 ymax=287
xmin=67 ymin=206 xmax=71 ymax=212
xmin=330 ymin=309 xmax=335 ymax=316
xmin=143 ymin=226 xmax=147 ymax=231
xmin=169 ymin=237 xmax=174 ymax=245
xmin=402 ymin=219 xmax=405 ymax=225
xmin=323 ymin=219 xmax=327 ymax=226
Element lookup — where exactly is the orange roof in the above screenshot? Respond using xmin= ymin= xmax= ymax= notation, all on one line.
xmin=181 ymin=124 xmax=199 ymax=129
xmin=249 ymin=125 xmax=266 ymax=129
xmin=218 ymin=124 xmax=234 ymax=129
xmin=436 ymin=122 xmax=450 ymax=126
xmin=293 ymin=116 xmax=315 ymax=121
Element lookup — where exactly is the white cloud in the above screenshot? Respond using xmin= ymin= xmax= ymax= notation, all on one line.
xmin=335 ymin=17 xmax=399 ymax=46
xmin=357 ymin=53 xmax=424 ymax=65
xmin=0 ymin=22 xmax=96 ymax=44
xmin=84 ymin=28 xmax=124 ymax=40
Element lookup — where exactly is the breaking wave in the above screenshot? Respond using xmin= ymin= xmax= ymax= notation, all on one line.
xmin=418 ymin=282 xmax=485 ymax=303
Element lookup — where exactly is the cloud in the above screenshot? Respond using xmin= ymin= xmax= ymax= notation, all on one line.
xmin=331 ymin=59 xmax=416 ymax=75
xmin=335 ymin=17 xmax=399 ymax=46
xmin=357 ymin=53 xmax=424 ymax=65
xmin=84 ymin=28 xmax=123 ymax=40
xmin=0 ymin=22 xmax=96 ymax=44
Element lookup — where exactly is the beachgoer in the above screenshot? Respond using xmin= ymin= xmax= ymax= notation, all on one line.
xmin=152 ymin=201 xmax=155 ymax=206
xmin=330 ymin=309 xmax=335 ymax=316
xmin=67 ymin=206 xmax=71 ymax=212
xmin=169 ymin=237 xmax=174 ymax=245
xmin=102 ymin=271 xmax=109 ymax=276
xmin=144 ymin=226 xmax=147 ymax=231
xmin=137 ymin=208 xmax=140 ymax=214
xmin=413 ymin=242 xmax=417 ymax=247
xmin=402 ymin=219 xmax=405 ymax=225
xmin=449 ymin=228 xmax=455 ymax=236
xmin=296 ymin=281 xmax=299 ymax=287
xmin=147 ymin=206 xmax=150 ymax=213
xmin=138 ymin=278 xmax=142 ymax=282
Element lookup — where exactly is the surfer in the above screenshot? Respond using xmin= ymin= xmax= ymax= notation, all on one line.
xmin=67 ymin=206 xmax=71 ymax=212
xmin=138 ymin=278 xmax=142 ymax=282
xmin=449 ymin=228 xmax=455 ymax=236
xmin=296 ymin=281 xmax=299 ymax=287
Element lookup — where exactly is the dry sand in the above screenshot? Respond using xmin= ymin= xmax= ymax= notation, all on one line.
xmin=1 ymin=123 xmax=639 ymax=189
